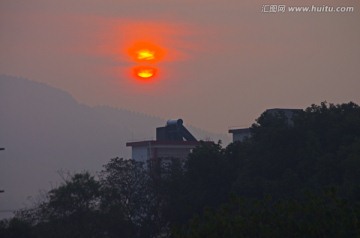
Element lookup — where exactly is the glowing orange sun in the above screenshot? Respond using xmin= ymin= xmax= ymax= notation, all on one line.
xmin=128 ymin=42 xmax=165 ymax=63
xmin=137 ymin=50 xmax=155 ymax=60
xmin=133 ymin=66 xmax=157 ymax=80
xmin=127 ymin=41 xmax=165 ymax=81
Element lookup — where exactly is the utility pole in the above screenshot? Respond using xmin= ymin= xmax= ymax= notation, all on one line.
xmin=0 ymin=147 xmax=4 ymax=193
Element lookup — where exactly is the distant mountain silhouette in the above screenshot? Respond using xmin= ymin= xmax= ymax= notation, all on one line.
xmin=0 ymin=75 xmax=228 ymax=218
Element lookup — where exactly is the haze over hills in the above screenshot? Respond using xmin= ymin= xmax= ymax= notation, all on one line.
xmin=0 ymin=75 xmax=229 ymax=218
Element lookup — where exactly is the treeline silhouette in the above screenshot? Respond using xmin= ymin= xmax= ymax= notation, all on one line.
xmin=1 ymin=102 xmax=360 ymax=237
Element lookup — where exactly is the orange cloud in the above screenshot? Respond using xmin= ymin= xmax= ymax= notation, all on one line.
xmin=100 ymin=19 xmax=195 ymax=63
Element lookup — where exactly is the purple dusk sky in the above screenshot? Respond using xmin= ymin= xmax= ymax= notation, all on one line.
xmin=1 ymin=0 xmax=359 ymax=133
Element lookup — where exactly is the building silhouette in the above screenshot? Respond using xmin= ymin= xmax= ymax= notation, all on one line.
xmin=229 ymin=108 xmax=302 ymax=142
xmin=126 ymin=119 xmax=201 ymax=164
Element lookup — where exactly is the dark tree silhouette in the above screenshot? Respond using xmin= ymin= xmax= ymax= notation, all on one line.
xmin=1 ymin=102 xmax=360 ymax=237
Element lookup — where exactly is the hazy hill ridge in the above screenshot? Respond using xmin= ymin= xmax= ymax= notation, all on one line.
xmin=0 ymin=75 xmax=227 ymax=217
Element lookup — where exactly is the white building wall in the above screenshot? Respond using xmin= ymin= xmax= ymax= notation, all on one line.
xmin=156 ymin=147 xmax=192 ymax=160
xmin=132 ymin=146 xmax=149 ymax=162
xmin=130 ymin=143 xmax=198 ymax=163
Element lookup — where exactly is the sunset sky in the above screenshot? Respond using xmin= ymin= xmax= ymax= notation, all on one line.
xmin=1 ymin=0 xmax=359 ymax=133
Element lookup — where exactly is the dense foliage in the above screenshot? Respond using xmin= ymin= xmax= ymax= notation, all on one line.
xmin=1 ymin=102 xmax=360 ymax=237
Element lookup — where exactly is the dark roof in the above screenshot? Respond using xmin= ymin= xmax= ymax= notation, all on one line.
xmin=228 ymin=128 xmax=251 ymax=134
xmin=126 ymin=140 xmax=201 ymax=147
xmin=265 ymin=108 xmax=302 ymax=115
xmin=266 ymin=108 xmax=302 ymax=111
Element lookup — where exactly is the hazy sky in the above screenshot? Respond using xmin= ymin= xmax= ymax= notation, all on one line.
xmin=1 ymin=0 xmax=359 ymax=133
